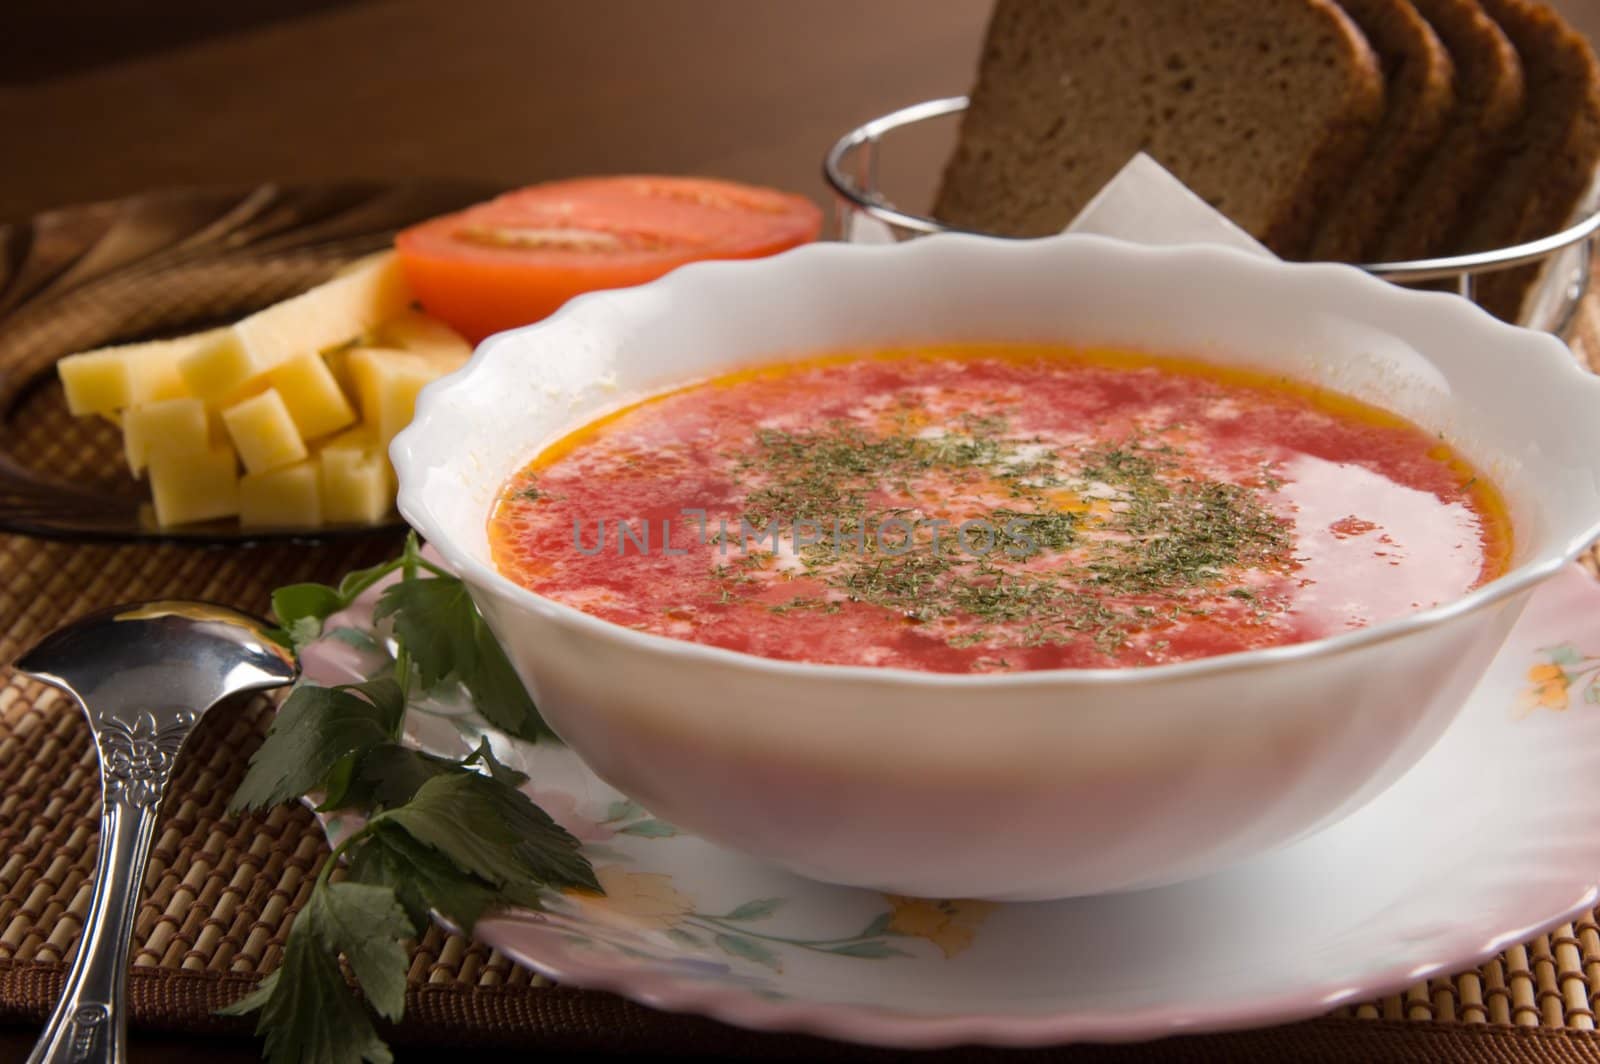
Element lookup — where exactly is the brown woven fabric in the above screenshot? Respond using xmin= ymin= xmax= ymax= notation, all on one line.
xmin=4 ymin=191 xmax=1600 ymax=1059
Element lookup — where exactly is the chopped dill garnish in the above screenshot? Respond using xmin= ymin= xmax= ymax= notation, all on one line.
xmin=709 ymin=410 xmax=1293 ymax=660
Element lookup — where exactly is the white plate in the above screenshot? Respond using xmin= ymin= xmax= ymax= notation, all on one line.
xmin=305 ymin=564 xmax=1600 ymax=1048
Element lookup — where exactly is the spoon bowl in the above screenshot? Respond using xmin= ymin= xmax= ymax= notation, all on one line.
xmin=15 ymin=601 xmax=296 ymax=1064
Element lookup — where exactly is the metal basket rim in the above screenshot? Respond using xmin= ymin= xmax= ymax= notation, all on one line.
xmin=822 ymin=96 xmax=1600 ymax=284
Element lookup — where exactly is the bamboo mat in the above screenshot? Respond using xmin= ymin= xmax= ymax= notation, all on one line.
xmin=5 ymin=197 xmax=1600 ymax=1059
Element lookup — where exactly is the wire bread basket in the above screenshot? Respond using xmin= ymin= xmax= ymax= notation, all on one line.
xmin=824 ymin=97 xmax=1600 ymax=336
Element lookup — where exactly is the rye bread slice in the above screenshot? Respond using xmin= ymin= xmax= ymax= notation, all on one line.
xmin=1306 ymin=0 xmax=1455 ymax=261
xmin=1463 ymin=0 xmax=1600 ymax=322
xmin=932 ymin=0 xmax=1385 ymax=257
xmin=1373 ymin=0 xmax=1525 ymax=263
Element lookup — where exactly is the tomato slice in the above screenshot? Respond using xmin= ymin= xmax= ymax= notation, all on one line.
xmin=394 ymin=176 xmax=823 ymax=342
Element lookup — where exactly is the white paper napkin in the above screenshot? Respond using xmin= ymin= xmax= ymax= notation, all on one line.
xmin=844 ymin=152 xmax=1276 ymax=260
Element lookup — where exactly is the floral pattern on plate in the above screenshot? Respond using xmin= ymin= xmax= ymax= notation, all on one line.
xmin=302 ymin=565 xmax=1600 ymax=1048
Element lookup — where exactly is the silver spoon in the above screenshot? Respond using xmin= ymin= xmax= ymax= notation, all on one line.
xmin=15 ymin=601 xmax=297 ymax=1064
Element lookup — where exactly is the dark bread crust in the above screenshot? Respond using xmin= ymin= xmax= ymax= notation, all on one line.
xmin=1464 ymin=0 xmax=1600 ymax=321
xmin=1307 ymin=0 xmax=1455 ymax=261
xmin=933 ymin=0 xmax=1385 ymax=257
xmin=1373 ymin=0 xmax=1525 ymax=262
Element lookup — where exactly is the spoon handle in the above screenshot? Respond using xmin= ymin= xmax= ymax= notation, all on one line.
xmin=28 ymin=714 xmax=190 ymax=1064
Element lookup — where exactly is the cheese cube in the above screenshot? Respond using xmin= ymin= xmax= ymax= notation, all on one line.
xmin=319 ymin=441 xmax=394 ymax=525
xmin=122 ymin=397 xmax=209 ymax=478
xmin=234 ymin=252 xmax=411 ymax=370
xmin=221 ymin=389 xmax=308 ymax=475
xmin=267 ymin=353 xmax=356 ymax=441
xmin=376 ymin=310 xmax=472 ymax=366
xmin=60 ymin=326 xmax=233 ymax=413
xmin=131 ymin=352 xmax=190 ymax=404
xmin=319 ymin=425 xmax=378 ymax=455
xmin=239 ymin=461 xmax=323 ymax=528
xmin=179 ymin=330 xmax=258 ymax=403
xmin=323 ymin=343 xmax=358 ymax=400
xmin=148 ymin=445 xmax=239 ymax=527
xmin=130 ymin=329 xmax=228 ymax=403
xmin=347 ymin=348 xmax=437 ymax=453
xmin=58 ymin=351 xmax=133 ymax=415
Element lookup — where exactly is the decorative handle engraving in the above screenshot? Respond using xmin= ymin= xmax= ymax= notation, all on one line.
xmin=27 ymin=707 xmax=197 ymax=1064
xmin=95 ymin=709 xmax=194 ymax=806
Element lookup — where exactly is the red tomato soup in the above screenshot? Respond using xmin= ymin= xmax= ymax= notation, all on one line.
xmin=489 ymin=346 xmax=1511 ymax=673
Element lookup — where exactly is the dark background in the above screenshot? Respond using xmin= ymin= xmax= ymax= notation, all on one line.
xmin=0 ymin=0 xmax=995 ymax=224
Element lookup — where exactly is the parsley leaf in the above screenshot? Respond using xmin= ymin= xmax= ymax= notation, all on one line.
xmin=271 ymin=582 xmax=344 ymax=639
xmin=227 ymin=537 xmax=600 ymax=1064
xmin=461 ymin=737 xmax=530 ymax=787
xmin=374 ymin=576 xmax=475 ymax=689
xmin=306 ymin=882 xmax=412 ymax=1021
xmin=374 ymin=772 xmax=598 ymax=894
xmin=347 ymin=823 xmax=503 ymax=934
xmin=375 ymin=576 xmax=552 ymax=741
xmin=465 ymin=634 xmax=555 ymax=742
xmin=220 ymin=915 xmax=393 ymax=1064
xmin=337 ymin=744 xmax=459 ymax=811
xmin=228 ymin=680 xmax=403 ymax=814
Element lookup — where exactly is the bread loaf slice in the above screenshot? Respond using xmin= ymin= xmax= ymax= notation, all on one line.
xmin=933 ymin=0 xmax=1385 ymax=257
xmin=1372 ymin=0 xmax=1525 ymax=263
xmin=1306 ymin=0 xmax=1455 ymax=261
xmin=1461 ymin=0 xmax=1600 ymax=322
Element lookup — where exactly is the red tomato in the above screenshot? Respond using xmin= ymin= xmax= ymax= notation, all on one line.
xmin=394 ymin=175 xmax=823 ymax=342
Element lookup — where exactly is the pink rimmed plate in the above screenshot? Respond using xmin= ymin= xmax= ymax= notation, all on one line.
xmin=302 ymin=563 xmax=1600 ymax=1048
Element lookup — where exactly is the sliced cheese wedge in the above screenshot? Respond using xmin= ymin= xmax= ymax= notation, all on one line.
xmin=376 ymin=309 xmax=472 ymax=365
xmin=234 ymin=252 xmax=412 ymax=371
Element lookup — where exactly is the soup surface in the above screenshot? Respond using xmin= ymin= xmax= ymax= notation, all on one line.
xmin=490 ymin=346 xmax=1511 ymax=672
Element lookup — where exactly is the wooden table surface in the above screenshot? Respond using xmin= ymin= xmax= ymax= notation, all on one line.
xmin=0 ymin=0 xmax=989 ymax=224
xmin=3 ymin=2 xmax=1600 ymax=1061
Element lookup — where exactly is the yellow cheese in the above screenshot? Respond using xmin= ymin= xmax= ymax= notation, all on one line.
xmin=233 ymin=252 xmax=411 ymax=371
xmin=319 ymin=440 xmax=394 ymax=525
xmin=376 ymin=310 xmax=472 ymax=367
xmin=267 ymin=353 xmax=357 ymax=441
xmin=58 ymin=351 xmax=133 ymax=416
xmin=148 ymin=445 xmax=239 ymax=527
xmin=178 ymin=330 xmax=258 ymax=403
xmin=59 ymin=329 xmax=227 ymax=415
xmin=322 ymin=343 xmax=358 ymax=402
xmin=221 ymin=389 xmax=308 ymax=475
xmin=122 ymin=397 xmax=209 ymax=478
xmin=131 ymin=328 xmax=227 ymax=403
xmin=346 ymin=347 xmax=438 ymax=455
xmin=239 ymin=461 xmax=323 ymax=528
xmin=318 ymin=424 xmax=378 ymax=456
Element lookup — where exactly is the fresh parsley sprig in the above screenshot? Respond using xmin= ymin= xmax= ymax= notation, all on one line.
xmin=223 ymin=534 xmax=598 ymax=1064
xmin=270 ymin=532 xmax=552 ymax=742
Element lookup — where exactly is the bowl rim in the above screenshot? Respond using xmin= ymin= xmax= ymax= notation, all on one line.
xmin=395 ymin=232 xmax=1600 ymax=688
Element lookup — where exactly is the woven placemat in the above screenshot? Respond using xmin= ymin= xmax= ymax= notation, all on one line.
xmin=3 ymin=188 xmax=1600 ymax=1059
